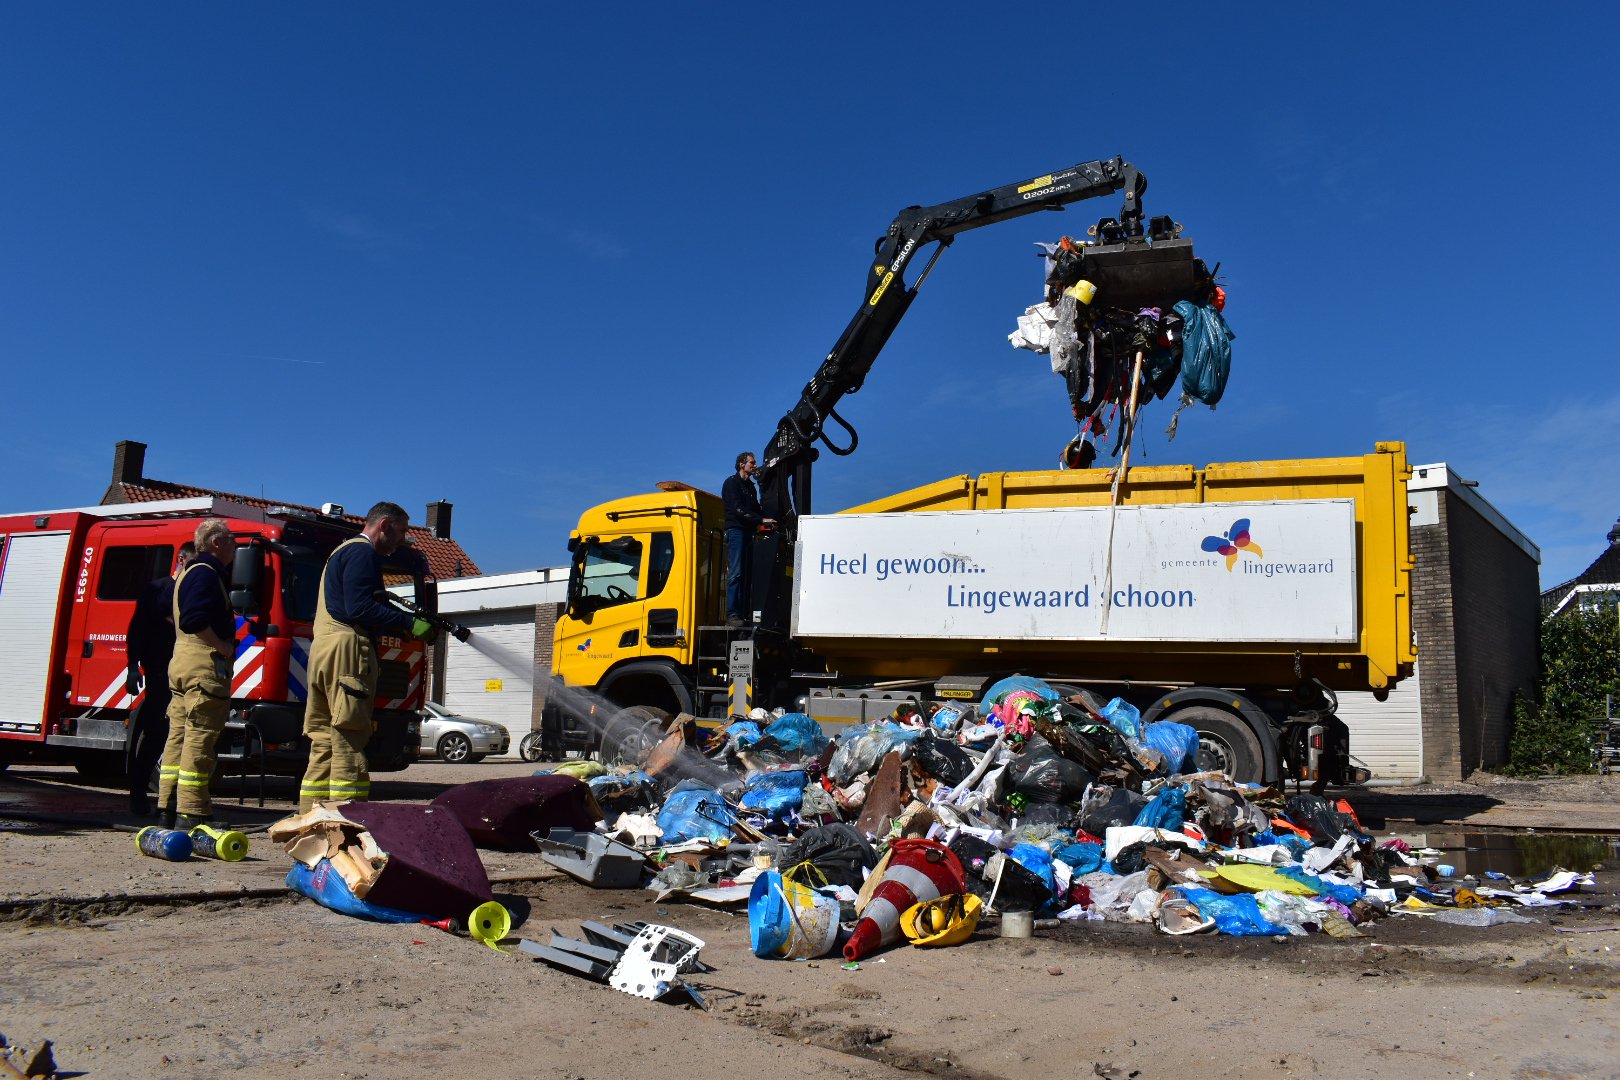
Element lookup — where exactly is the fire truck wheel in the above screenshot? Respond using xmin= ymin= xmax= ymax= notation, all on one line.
xmin=74 ymin=754 xmax=127 ymax=782
xmin=1175 ymin=705 xmax=1264 ymax=784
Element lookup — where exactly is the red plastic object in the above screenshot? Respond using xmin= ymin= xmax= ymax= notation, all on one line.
xmin=843 ymin=839 xmax=965 ymax=962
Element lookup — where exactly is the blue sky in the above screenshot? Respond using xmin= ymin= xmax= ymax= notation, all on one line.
xmin=3 ymin=5 xmax=1616 ymax=587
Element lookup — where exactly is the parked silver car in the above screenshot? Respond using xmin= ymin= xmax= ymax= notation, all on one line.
xmin=418 ymin=702 xmax=510 ymax=763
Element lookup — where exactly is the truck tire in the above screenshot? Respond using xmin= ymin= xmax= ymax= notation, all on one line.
xmin=598 ymin=705 xmax=670 ymax=767
xmin=74 ymin=754 xmax=128 ymax=782
xmin=1173 ymin=705 xmax=1264 ymax=783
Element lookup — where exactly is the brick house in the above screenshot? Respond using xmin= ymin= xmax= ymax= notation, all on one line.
xmin=1336 ymin=463 xmax=1541 ymax=781
xmin=1540 ymin=518 xmax=1620 ymax=618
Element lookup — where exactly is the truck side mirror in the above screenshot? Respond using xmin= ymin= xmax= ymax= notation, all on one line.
xmin=565 ymin=536 xmax=592 ymax=618
xmin=230 ymin=545 xmax=263 ymax=617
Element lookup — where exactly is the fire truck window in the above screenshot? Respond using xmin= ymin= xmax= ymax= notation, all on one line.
xmin=282 ymin=553 xmax=324 ymax=622
xmin=96 ymin=545 xmax=176 ymax=601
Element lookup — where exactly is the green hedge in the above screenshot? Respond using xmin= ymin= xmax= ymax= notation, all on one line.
xmin=1506 ymin=609 xmax=1619 ymax=775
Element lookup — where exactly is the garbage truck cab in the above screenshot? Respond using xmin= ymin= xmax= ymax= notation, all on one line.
xmin=550 ymin=484 xmax=727 ymax=733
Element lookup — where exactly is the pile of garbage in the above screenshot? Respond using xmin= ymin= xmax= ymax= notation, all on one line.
xmin=1008 ymin=236 xmax=1234 ymax=468
xmin=556 ymin=675 xmax=1595 ymax=961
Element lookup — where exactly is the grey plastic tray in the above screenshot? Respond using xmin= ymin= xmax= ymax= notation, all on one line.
xmin=534 ymin=828 xmax=647 ymax=888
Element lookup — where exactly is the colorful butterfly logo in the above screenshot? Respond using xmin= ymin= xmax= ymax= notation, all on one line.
xmin=1201 ymin=518 xmax=1264 ymax=571
xmin=576 ymin=638 xmax=593 ymax=652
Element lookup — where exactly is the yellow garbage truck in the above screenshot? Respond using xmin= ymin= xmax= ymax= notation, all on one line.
xmin=543 ymin=445 xmax=1414 ymax=787
xmin=539 ymin=157 xmax=1415 ymax=786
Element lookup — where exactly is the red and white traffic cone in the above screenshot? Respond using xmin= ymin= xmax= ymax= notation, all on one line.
xmin=843 ymin=838 xmax=965 ymax=962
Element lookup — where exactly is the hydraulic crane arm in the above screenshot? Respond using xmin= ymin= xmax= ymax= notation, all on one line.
xmin=757 ymin=156 xmax=1147 ymax=523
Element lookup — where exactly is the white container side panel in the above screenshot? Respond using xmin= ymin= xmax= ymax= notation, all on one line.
xmin=1335 ymin=665 xmax=1423 ymax=781
xmin=793 ymin=500 xmax=1359 ymax=643
xmin=0 ymin=532 xmax=73 ymax=731
xmin=442 ymin=609 xmax=537 ymax=747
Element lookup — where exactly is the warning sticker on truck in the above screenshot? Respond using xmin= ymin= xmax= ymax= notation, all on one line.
xmin=791 ymin=499 xmax=1358 ymax=643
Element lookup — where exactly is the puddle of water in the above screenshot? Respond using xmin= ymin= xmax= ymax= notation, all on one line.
xmin=1379 ymin=829 xmax=1620 ymax=879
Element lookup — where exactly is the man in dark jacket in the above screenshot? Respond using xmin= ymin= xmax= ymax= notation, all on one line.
xmin=722 ymin=452 xmax=772 ymax=626
xmin=125 ymin=542 xmax=194 ymax=815
xmin=298 ymin=502 xmax=434 ymax=812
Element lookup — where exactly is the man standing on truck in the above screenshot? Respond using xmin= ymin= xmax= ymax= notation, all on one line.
xmin=157 ymin=521 xmax=238 ymax=828
xmin=298 ymin=502 xmax=433 ymax=813
xmin=125 ymin=541 xmax=194 ymax=816
xmin=723 ymin=452 xmax=771 ymax=627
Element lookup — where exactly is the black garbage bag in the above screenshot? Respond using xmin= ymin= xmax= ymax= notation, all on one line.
xmin=1078 ymin=784 xmax=1148 ymax=836
xmin=1110 ymin=841 xmax=1152 ymax=875
xmin=776 ymin=822 xmax=877 ymax=890
xmin=911 ymin=733 xmax=975 ymax=787
xmin=948 ymin=834 xmax=1052 ymax=911
xmin=1009 ymin=739 xmax=1094 ymax=803
xmin=1283 ymin=794 xmax=1369 ymax=847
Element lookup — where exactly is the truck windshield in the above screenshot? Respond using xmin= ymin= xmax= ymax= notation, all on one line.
xmin=572 ymin=536 xmax=643 ymax=613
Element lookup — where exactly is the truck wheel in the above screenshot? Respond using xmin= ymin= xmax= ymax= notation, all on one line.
xmin=74 ymin=754 xmax=128 ymax=782
xmin=1174 ymin=706 xmax=1264 ymax=783
xmin=599 ymin=706 xmax=670 ymax=766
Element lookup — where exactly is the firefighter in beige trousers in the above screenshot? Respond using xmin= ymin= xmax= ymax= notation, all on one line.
xmin=299 ymin=502 xmax=432 ymax=813
xmin=157 ymin=519 xmax=238 ymax=828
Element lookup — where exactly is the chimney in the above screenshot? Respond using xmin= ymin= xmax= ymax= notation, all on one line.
xmin=112 ymin=440 xmax=146 ymax=485
xmin=426 ymin=500 xmax=453 ymax=539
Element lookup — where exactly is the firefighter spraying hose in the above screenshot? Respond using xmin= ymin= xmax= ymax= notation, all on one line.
xmin=373 ymin=590 xmax=472 ymax=643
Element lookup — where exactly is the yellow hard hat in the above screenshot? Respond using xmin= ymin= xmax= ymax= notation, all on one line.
xmin=900 ymin=893 xmax=982 ymax=947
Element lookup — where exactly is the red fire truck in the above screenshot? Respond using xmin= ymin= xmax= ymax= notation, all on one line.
xmin=0 ymin=497 xmax=432 ymax=778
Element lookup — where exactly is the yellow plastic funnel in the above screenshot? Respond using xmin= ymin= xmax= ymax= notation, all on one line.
xmin=469 ymin=902 xmax=511 ymax=952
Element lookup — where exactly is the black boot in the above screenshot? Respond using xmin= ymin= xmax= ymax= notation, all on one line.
xmin=159 ymin=806 xmax=177 ymax=830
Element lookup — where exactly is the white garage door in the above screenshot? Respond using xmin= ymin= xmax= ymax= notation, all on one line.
xmin=443 ymin=609 xmax=536 ymax=751
xmin=1335 ymin=664 xmax=1423 ymax=781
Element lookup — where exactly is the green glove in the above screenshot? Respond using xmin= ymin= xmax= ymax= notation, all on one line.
xmin=410 ymin=617 xmax=435 ymax=641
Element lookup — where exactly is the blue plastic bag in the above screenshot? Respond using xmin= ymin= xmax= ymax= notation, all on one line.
xmin=286 ymin=860 xmax=424 ymax=923
xmin=738 ymin=770 xmax=808 ymax=822
xmin=1174 ymin=300 xmax=1235 ymax=406
xmin=726 ymin=721 xmax=764 ymax=748
xmin=1254 ymin=831 xmax=1313 ymax=860
xmin=656 ymin=781 xmax=737 ymax=843
xmin=1142 ymin=721 xmax=1200 ymax=773
xmin=761 ymin=713 xmax=828 ymax=757
xmin=1100 ymin=697 xmax=1142 ymax=739
xmin=1177 ymin=887 xmax=1291 ymax=937
xmin=1132 ymin=785 xmax=1187 ymax=831
xmin=981 ymin=675 xmax=1059 ymax=712
xmin=826 ymin=721 xmax=921 ymax=784
xmin=1007 ymin=843 xmax=1057 ymax=900
xmin=1275 ymin=866 xmax=1363 ymax=906
xmin=1052 ymin=841 xmax=1106 ymax=877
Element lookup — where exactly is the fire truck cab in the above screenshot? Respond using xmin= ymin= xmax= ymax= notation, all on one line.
xmin=0 ymin=497 xmax=432 ymax=778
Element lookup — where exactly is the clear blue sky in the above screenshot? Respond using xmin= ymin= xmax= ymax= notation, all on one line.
xmin=3 ymin=5 xmax=1616 ymax=587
